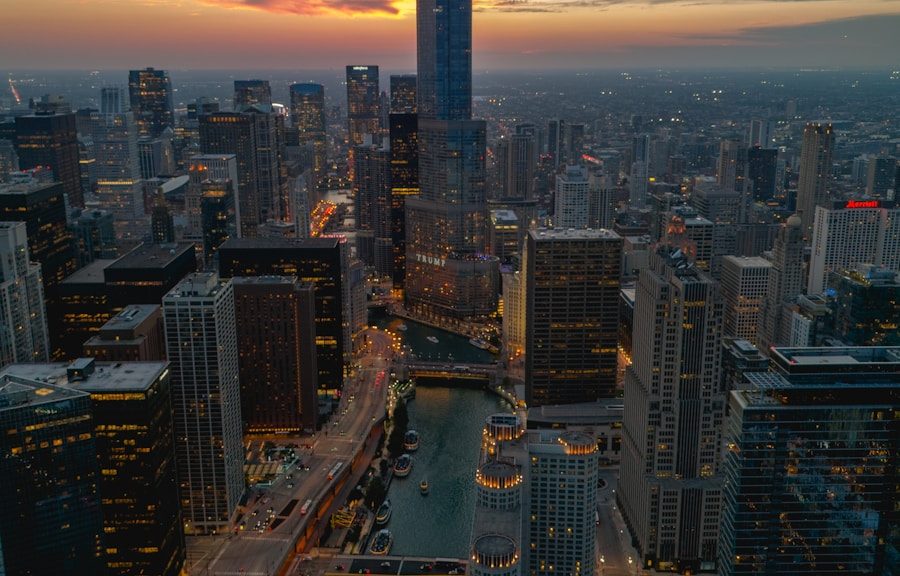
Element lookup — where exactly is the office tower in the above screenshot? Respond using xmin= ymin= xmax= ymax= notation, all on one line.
xmin=747 ymin=146 xmax=777 ymax=201
xmin=353 ymin=136 xmax=392 ymax=273
xmin=138 ymin=134 xmax=176 ymax=178
xmin=406 ymin=0 xmax=497 ymax=317
xmin=630 ymin=134 xmax=650 ymax=207
xmin=218 ymin=238 xmax=348 ymax=394
xmin=94 ymin=87 xmax=145 ymax=239
xmin=564 ymin=122 xmax=585 ymax=162
xmin=233 ymin=79 xmax=271 ymax=108
xmin=0 ymin=222 xmax=49 ymax=367
xmin=470 ymin=414 xmax=526 ymax=576
xmin=807 ymin=199 xmax=900 ymax=295
xmin=497 ymin=130 xmax=536 ymax=203
xmin=758 ymin=214 xmax=805 ymax=351
xmin=104 ymin=242 xmax=197 ymax=312
xmin=488 ymin=209 xmax=520 ymax=262
xmin=187 ymin=154 xmax=239 ymax=240
xmin=13 ymin=110 xmax=83 ymax=207
xmin=389 ymin=74 xmax=417 ymax=113
xmin=720 ymin=338 xmax=767 ymax=392
xmin=70 ymin=209 xmax=117 ymax=265
xmin=866 ymin=155 xmax=897 ymax=198
xmin=588 ymin=167 xmax=614 ymax=229
xmin=82 ymin=304 xmax=165 ymax=361
xmin=0 ymin=139 xmax=18 ymax=182
xmin=346 ymin=65 xmax=380 ymax=146
xmin=747 ymin=118 xmax=774 ymax=148
xmin=289 ymin=83 xmax=327 ymax=191
xmin=719 ymin=346 xmax=899 ymax=576
xmin=828 ymin=265 xmax=900 ymax=346
xmin=200 ymin=182 xmax=236 ymax=261
xmin=796 ymin=122 xmax=834 ymax=238
xmin=525 ymin=228 xmax=623 ymax=406
xmin=660 ymin=205 xmax=714 ymax=272
xmin=501 ymin=267 xmax=524 ymax=359
xmin=553 ymin=164 xmax=591 ymax=228
xmin=128 ymin=68 xmax=174 ymax=138
xmin=620 ymin=247 xmax=725 ymax=573
xmin=0 ymin=376 xmax=104 ymax=576
xmin=717 ymin=139 xmax=748 ymax=194
xmin=163 ymin=273 xmax=243 ymax=534
xmin=151 ymin=198 xmax=175 ymax=243
xmin=388 ymin=111 xmax=418 ymax=288
xmin=233 ymin=277 xmax=318 ymax=432
xmin=290 ymin=174 xmax=311 ymax=239
xmin=721 ymin=256 xmax=771 ymax=344
xmin=527 ymin=430 xmax=599 ymax=576
xmin=547 ymin=118 xmax=564 ymax=167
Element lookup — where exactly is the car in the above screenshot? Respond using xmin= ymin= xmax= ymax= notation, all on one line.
xmin=380 ymin=562 xmax=391 ymax=568
xmin=266 ymin=507 xmax=274 ymax=514
xmin=251 ymin=510 xmax=258 ymax=517
xmin=335 ymin=565 xmax=344 ymax=571
xmin=287 ymin=474 xmax=293 ymax=480
xmin=287 ymin=483 xmax=294 ymax=488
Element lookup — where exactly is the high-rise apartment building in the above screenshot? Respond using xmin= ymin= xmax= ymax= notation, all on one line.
xmin=807 ymin=199 xmax=900 ymax=295
xmin=233 ymin=277 xmax=318 ymax=433
xmin=128 ymin=67 xmax=174 ymax=138
xmin=0 ymin=222 xmax=49 ymax=368
xmin=525 ymin=228 xmax=622 ymax=406
xmin=0 ymin=375 xmax=104 ymax=576
xmin=388 ymin=112 xmax=418 ymax=288
xmin=553 ymin=164 xmax=591 ymax=229
xmin=796 ymin=122 xmax=834 ymax=238
xmin=389 ymin=74 xmax=417 ymax=113
xmin=619 ymin=247 xmax=725 ymax=573
xmin=289 ymin=83 xmax=327 ymax=191
xmin=14 ymin=110 xmax=83 ymax=207
xmin=233 ymin=79 xmax=272 ymax=109
xmin=719 ymin=346 xmax=899 ymax=576
xmin=757 ymin=214 xmax=805 ymax=352
xmin=163 ymin=273 xmax=243 ymax=534
xmin=527 ymin=430 xmax=599 ymax=576
xmin=406 ymin=0 xmax=497 ymax=317
xmin=721 ymin=256 xmax=771 ymax=345
xmin=346 ymin=66 xmax=380 ymax=146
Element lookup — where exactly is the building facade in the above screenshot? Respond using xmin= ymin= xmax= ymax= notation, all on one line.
xmin=721 ymin=255 xmax=771 ymax=345
xmin=0 ymin=222 xmax=49 ymax=368
xmin=128 ymin=68 xmax=174 ymax=138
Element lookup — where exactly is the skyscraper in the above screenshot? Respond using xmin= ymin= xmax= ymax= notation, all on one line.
xmin=389 ymin=74 xmax=417 ymax=113
xmin=719 ymin=346 xmax=899 ymax=576
xmin=619 ymin=247 xmax=725 ymax=573
xmin=796 ymin=122 xmax=834 ymax=238
xmin=525 ymin=228 xmax=623 ymax=406
xmin=496 ymin=126 xmax=535 ymax=203
xmin=82 ymin=304 xmax=166 ymax=361
xmin=163 ymin=272 xmax=244 ymax=535
xmin=233 ymin=276 xmax=318 ymax=433
xmin=807 ymin=199 xmax=900 ymax=295
xmin=553 ymin=164 xmax=591 ymax=228
xmin=353 ymin=136 xmax=392 ymax=275
xmin=0 ymin=375 xmax=104 ymax=576
xmin=757 ymin=213 xmax=805 ymax=352
xmin=233 ymin=79 xmax=272 ymax=109
xmin=630 ymin=134 xmax=650 ymax=207
xmin=388 ymin=111 xmax=418 ymax=288
xmin=186 ymin=153 xmax=239 ymax=245
xmin=289 ymin=83 xmax=327 ymax=192
xmin=405 ymin=0 xmax=497 ymax=317
xmin=14 ymin=110 xmax=83 ymax=207
xmin=828 ymin=265 xmax=900 ymax=346
xmin=721 ymin=255 xmax=771 ymax=345
xmin=346 ymin=66 xmax=381 ymax=146
xmin=0 ymin=222 xmax=49 ymax=368
xmin=747 ymin=146 xmax=777 ymax=201
xmin=128 ymin=67 xmax=174 ymax=138
xmin=866 ymin=155 xmax=897 ymax=198
xmin=717 ymin=139 xmax=748 ymax=193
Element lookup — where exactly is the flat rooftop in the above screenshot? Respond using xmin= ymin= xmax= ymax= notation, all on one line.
xmin=99 ymin=304 xmax=160 ymax=332
xmin=723 ymin=255 xmax=772 ymax=268
xmin=62 ymin=259 xmax=117 ymax=284
xmin=773 ymin=346 xmax=900 ymax=368
xmin=108 ymin=242 xmax=194 ymax=270
xmin=0 ymin=376 xmax=89 ymax=412
xmin=527 ymin=400 xmax=624 ymax=427
xmin=529 ymin=227 xmax=621 ymax=241
xmin=219 ymin=237 xmax=341 ymax=250
xmin=1 ymin=360 xmax=168 ymax=393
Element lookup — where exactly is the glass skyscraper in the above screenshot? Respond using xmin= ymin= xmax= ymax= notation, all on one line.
xmin=128 ymin=68 xmax=174 ymax=138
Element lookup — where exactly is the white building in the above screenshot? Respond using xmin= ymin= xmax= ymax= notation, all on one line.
xmin=0 ymin=222 xmax=48 ymax=368
xmin=721 ymin=256 xmax=771 ymax=345
xmin=807 ymin=200 xmax=900 ymax=295
xmin=163 ymin=272 xmax=243 ymax=534
xmin=553 ymin=165 xmax=590 ymax=229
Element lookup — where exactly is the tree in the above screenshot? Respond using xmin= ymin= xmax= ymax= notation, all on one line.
xmin=365 ymin=476 xmax=387 ymax=510
xmin=393 ymin=398 xmax=409 ymax=431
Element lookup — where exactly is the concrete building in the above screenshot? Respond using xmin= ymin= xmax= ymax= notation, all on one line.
xmin=553 ymin=164 xmax=591 ymax=229
xmin=501 ymin=266 xmax=525 ymax=361
xmin=721 ymin=256 xmax=771 ymax=345
xmin=0 ymin=222 xmax=49 ymax=368
xmin=163 ymin=273 xmax=243 ymax=534
xmin=489 ymin=209 xmax=520 ymax=262
xmin=82 ymin=304 xmax=165 ymax=361
xmin=757 ymin=214 xmax=805 ymax=352
xmin=796 ymin=122 xmax=834 ymax=238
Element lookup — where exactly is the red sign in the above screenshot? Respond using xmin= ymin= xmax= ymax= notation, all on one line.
xmin=845 ymin=200 xmax=880 ymax=209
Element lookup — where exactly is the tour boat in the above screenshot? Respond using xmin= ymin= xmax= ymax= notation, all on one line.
xmin=393 ymin=454 xmax=412 ymax=477
xmin=403 ymin=430 xmax=420 ymax=451
xmin=469 ymin=337 xmax=491 ymax=350
xmin=375 ymin=500 xmax=392 ymax=525
xmin=397 ymin=324 xmax=408 ymax=331
xmin=419 ymin=479 xmax=429 ymax=495
xmin=369 ymin=529 xmax=393 ymax=555
xmin=426 ymin=336 xmax=439 ymax=344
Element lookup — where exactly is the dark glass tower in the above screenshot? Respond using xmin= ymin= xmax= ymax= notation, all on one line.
xmin=405 ymin=0 xmax=497 ymax=318
xmin=128 ymin=67 xmax=174 ymax=138
xmin=389 ymin=113 xmax=418 ymax=288
xmin=345 ymin=66 xmax=381 ymax=147
xmin=390 ymin=74 xmax=417 ymax=114
xmin=14 ymin=111 xmax=83 ymax=207
xmin=233 ymin=80 xmax=272 ymax=109
xmin=290 ymin=83 xmax=327 ymax=191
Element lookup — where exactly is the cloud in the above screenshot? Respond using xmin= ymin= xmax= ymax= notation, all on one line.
xmin=200 ymin=0 xmax=403 ymax=16
xmin=478 ymin=0 xmax=899 ymax=14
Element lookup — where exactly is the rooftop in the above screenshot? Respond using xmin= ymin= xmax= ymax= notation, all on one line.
xmin=99 ymin=304 xmax=160 ymax=332
xmin=108 ymin=242 xmax=194 ymax=270
xmin=1 ymin=359 xmax=168 ymax=394
xmin=772 ymin=346 xmax=900 ymax=369
xmin=723 ymin=255 xmax=772 ymax=268
xmin=62 ymin=259 xmax=117 ymax=284
xmin=219 ymin=237 xmax=340 ymax=251
xmin=0 ymin=376 xmax=88 ymax=411
xmin=529 ymin=227 xmax=621 ymax=241
xmin=490 ymin=209 xmax=519 ymax=223
xmin=232 ymin=275 xmax=299 ymax=286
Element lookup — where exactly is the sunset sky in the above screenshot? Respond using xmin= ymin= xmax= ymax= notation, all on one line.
xmin=2 ymin=0 xmax=898 ymax=70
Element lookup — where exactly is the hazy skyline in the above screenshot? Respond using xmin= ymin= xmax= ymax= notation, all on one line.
xmin=1 ymin=0 xmax=898 ymax=70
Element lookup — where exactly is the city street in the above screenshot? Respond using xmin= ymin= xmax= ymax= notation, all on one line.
xmin=189 ymin=328 xmax=393 ymax=576
xmin=596 ymin=468 xmax=639 ymax=576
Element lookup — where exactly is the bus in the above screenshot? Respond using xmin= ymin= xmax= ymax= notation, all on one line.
xmin=328 ymin=462 xmax=343 ymax=480
xmin=300 ymin=499 xmax=313 ymax=515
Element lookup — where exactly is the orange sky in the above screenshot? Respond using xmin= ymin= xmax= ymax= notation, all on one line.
xmin=2 ymin=0 xmax=898 ymax=69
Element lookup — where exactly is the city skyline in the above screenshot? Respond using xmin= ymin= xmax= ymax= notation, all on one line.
xmin=2 ymin=1 xmax=899 ymax=70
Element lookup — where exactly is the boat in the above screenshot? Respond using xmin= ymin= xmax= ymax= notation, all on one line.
xmin=469 ymin=337 xmax=491 ymax=350
xmin=403 ymin=430 xmax=420 ymax=451
xmin=369 ymin=529 xmax=393 ymax=555
xmin=426 ymin=336 xmax=439 ymax=344
xmin=419 ymin=479 xmax=429 ymax=495
xmin=397 ymin=324 xmax=408 ymax=331
xmin=375 ymin=500 xmax=391 ymax=525
xmin=393 ymin=454 xmax=412 ymax=477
